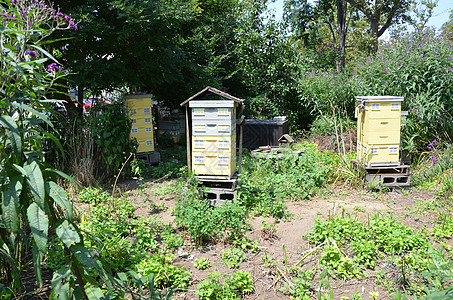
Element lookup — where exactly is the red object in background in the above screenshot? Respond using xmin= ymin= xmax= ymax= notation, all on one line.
xmin=83 ymin=97 xmax=113 ymax=110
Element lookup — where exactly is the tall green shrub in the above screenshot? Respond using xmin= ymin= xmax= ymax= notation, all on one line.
xmin=294 ymin=70 xmax=355 ymax=133
xmin=0 ymin=1 xmax=138 ymax=297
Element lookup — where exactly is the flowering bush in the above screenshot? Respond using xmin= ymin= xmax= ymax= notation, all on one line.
xmin=293 ymin=69 xmax=355 ymax=133
xmin=350 ymin=28 xmax=453 ymax=152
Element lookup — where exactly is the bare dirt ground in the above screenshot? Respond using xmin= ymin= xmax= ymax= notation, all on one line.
xmin=117 ymin=179 xmax=445 ymax=300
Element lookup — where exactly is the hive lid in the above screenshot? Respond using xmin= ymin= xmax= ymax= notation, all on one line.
xmin=356 ymin=96 xmax=404 ymax=102
xmin=181 ymin=86 xmax=244 ymax=106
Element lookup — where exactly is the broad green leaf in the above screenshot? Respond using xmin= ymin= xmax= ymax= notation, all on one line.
xmin=85 ymin=285 xmax=104 ymax=300
xmin=56 ymin=220 xmax=80 ymax=248
xmin=71 ymin=246 xmax=103 ymax=274
xmin=51 ymin=265 xmax=72 ymax=300
xmin=45 ymin=169 xmax=82 ymax=188
xmin=0 ymin=115 xmax=22 ymax=161
xmin=27 ymin=203 xmax=48 ymax=254
xmin=30 ymin=44 xmax=59 ymax=63
xmin=24 ymin=161 xmax=45 ymax=209
xmin=10 ymin=101 xmax=53 ymax=128
xmin=1 ymin=175 xmax=23 ymax=233
xmin=11 ymin=164 xmax=27 ymax=176
xmin=46 ymin=182 xmax=73 ymax=220
xmin=32 ymin=240 xmax=44 ymax=284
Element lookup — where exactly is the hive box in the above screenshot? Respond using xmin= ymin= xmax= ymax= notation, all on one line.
xmin=126 ymin=95 xmax=154 ymax=153
xmin=356 ymin=96 xmax=404 ymax=166
xmin=189 ymin=100 xmax=238 ymax=177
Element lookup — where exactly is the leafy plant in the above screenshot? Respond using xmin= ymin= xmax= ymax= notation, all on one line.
xmin=196 ymin=270 xmax=254 ymax=300
xmin=222 ymin=247 xmax=247 ymax=269
xmin=193 ymin=257 xmax=211 ymax=270
xmin=135 ymin=254 xmax=191 ymax=290
xmin=280 ymin=268 xmax=314 ymax=299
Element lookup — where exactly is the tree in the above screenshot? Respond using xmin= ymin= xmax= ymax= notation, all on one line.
xmin=407 ymin=0 xmax=438 ymax=32
xmin=284 ymin=0 xmax=354 ymax=71
xmin=441 ymin=9 xmax=453 ymax=37
xmin=346 ymin=0 xmax=411 ymax=53
xmin=54 ymin=0 xmax=206 ymax=108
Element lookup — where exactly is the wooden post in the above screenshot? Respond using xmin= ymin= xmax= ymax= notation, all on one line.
xmin=185 ymin=107 xmax=191 ymax=173
xmin=237 ymin=115 xmax=245 ymax=175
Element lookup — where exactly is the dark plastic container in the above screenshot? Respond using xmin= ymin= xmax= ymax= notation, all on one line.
xmin=241 ymin=117 xmax=289 ymax=149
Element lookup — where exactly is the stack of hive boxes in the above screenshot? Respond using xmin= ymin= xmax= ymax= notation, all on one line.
xmin=190 ymin=100 xmax=237 ymax=177
xmin=356 ymin=96 xmax=404 ymax=167
xmin=126 ymin=95 xmax=154 ymax=153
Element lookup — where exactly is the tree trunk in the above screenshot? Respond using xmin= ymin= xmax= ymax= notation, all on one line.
xmin=336 ymin=0 xmax=347 ymax=71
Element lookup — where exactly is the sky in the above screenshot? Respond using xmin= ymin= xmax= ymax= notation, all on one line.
xmin=267 ymin=0 xmax=452 ymax=30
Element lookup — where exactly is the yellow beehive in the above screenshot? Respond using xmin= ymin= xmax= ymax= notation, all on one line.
xmin=180 ymin=87 xmax=245 ymax=178
xmin=356 ymin=96 xmax=403 ymax=166
xmin=126 ymin=95 xmax=154 ymax=153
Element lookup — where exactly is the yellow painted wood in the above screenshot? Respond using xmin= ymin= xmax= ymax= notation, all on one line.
xmin=361 ymin=143 xmax=400 ymax=164
xmin=356 ymin=96 xmax=403 ymax=165
xmin=127 ymin=96 xmax=154 ymax=153
xmin=192 ymin=134 xmax=236 ymax=153
xmin=192 ymin=151 xmax=236 ymax=176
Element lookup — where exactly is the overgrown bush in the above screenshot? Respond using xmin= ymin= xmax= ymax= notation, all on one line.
xmin=293 ymin=70 xmax=356 ymax=133
xmin=174 ymin=177 xmax=249 ymax=244
xmin=240 ymin=145 xmax=328 ymax=201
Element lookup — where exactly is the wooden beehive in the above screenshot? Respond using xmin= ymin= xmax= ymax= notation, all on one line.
xmin=181 ymin=87 xmax=244 ymax=178
xmin=126 ymin=94 xmax=154 ymax=153
xmin=356 ymin=96 xmax=404 ymax=166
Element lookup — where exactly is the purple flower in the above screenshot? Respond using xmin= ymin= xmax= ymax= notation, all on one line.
xmin=57 ymin=12 xmax=63 ymax=17
xmin=432 ymin=156 xmax=439 ymax=165
xmin=47 ymin=62 xmax=60 ymax=72
xmin=69 ymin=20 xmax=77 ymax=30
xmin=26 ymin=50 xmax=37 ymax=56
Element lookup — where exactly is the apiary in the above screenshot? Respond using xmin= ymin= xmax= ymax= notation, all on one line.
xmin=126 ymin=94 xmax=154 ymax=153
xmin=356 ymin=96 xmax=404 ymax=167
xmin=181 ymin=86 xmax=245 ymax=181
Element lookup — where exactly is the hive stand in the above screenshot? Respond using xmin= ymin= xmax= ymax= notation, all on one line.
xmin=198 ymin=173 xmax=239 ymax=206
xmin=354 ymin=161 xmax=411 ymax=191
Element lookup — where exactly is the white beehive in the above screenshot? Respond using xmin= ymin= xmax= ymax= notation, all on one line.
xmin=181 ymin=87 xmax=244 ymax=178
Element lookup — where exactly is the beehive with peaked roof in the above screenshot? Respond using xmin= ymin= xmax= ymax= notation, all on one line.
xmin=181 ymin=86 xmax=244 ymax=177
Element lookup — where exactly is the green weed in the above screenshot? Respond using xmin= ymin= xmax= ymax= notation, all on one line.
xmin=135 ymin=254 xmax=191 ymax=290
xmin=196 ymin=270 xmax=254 ymax=299
xmin=193 ymin=257 xmax=211 ymax=270
xmin=222 ymin=247 xmax=247 ymax=269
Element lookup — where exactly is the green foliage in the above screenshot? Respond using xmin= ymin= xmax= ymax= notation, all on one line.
xmin=280 ymin=268 xmax=314 ymax=299
xmin=294 ymin=70 xmax=355 ymax=132
xmin=0 ymin=0 xmax=104 ymax=295
xmin=305 ymin=212 xmax=432 ymax=284
xmin=196 ymin=270 xmax=254 ymax=300
xmin=222 ymin=247 xmax=247 ymax=269
xmin=135 ymin=254 xmax=191 ymax=290
xmin=90 ymin=100 xmax=135 ymax=177
xmin=78 ymin=187 xmax=111 ymax=204
xmin=240 ymin=146 xmax=327 ymax=202
xmin=320 ymin=243 xmax=361 ymax=279
xmin=193 ymin=257 xmax=211 ymax=270
xmin=233 ymin=237 xmax=260 ymax=254
xmin=174 ymin=176 xmax=249 ymax=244
xmin=309 ymin=115 xmax=355 ymax=137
